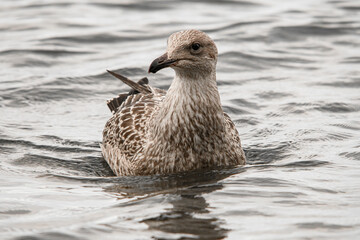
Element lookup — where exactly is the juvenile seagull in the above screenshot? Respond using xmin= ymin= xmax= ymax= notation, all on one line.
xmin=101 ymin=29 xmax=245 ymax=176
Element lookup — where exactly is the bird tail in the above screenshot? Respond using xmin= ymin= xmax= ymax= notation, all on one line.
xmin=107 ymin=70 xmax=151 ymax=94
xmin=106 ymin=70 xmax=151 ymax=114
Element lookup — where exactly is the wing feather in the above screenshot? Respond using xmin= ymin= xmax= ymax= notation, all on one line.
xmin=106 ymin=71 xmax=151 ymax=114
xmin=102 ymin=91 xmax=164 ymax=175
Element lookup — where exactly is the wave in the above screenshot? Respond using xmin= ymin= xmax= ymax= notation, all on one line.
xmin=0 ymin=49 xmax=93 ymax=57
xmin=220 ymin=51 xmax=314 ymax=70
xmin=268 ymin=25 xmax=358 ymax=42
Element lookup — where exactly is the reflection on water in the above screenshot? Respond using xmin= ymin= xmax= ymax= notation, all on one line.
xmin=1 ymin=0 xmax=360 ymax=239
xmin=102 ymin=170 xmax=236 ymax=239
xmin=143 ymin=186 xmax=228 ymax=240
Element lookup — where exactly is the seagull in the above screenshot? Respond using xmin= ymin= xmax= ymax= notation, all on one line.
xmin=101 ymin=29 xmax=246 ymax=176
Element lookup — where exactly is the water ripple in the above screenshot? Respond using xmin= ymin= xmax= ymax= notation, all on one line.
xmin=220 ymin=51 xmax=313 ymax=70
xmin=269 ymin=25 xmax=358 ymax=42
xmin=42 ymin=33 xmax=167 ymax=44
xmin=0 ymin=49 xmax=93 ymax=57
xmin=296 ymin=222 xmax=353 ymax=230
xmin=91 ymin=1 xmax=171 ymax=11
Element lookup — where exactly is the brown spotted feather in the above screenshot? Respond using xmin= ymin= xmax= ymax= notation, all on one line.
xmin=102 ymin=90 xmax=165 ymax=176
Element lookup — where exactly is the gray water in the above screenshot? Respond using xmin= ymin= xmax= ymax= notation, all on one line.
xmin=1 ymin=0 xmax=360 ymax=239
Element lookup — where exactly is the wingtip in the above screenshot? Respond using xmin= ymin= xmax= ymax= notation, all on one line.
xmin=107 ymin=69 xmax=115 ymax=76
xmin=107 ymin=69 xmax=125 ymax=80
xmin=105 ymin=69 xmax=152 ymax=94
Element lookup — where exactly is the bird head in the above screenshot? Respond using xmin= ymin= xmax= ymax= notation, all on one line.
xmin=149 ymin=29 xmax=218 ymax=77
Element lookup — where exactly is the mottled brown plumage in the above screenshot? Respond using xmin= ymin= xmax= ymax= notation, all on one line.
xmin=101 ymin=29 xmax=245 ymax=176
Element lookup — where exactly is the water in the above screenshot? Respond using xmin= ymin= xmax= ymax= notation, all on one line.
xmin=1 ymin=0 xmax=360 ymax=239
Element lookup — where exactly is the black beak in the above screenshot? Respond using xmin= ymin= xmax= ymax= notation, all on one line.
xmin=148 ymin=53 xmax=177 ymax=73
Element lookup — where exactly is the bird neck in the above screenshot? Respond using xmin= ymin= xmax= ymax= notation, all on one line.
xmin=166 ymin=70 xmax=222 ymax=111
xmin=150 ymin=71 xmax=226 ymax=144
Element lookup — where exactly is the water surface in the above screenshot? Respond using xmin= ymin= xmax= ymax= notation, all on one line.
xmin=1 ymin=0 xmax=360 ymax=239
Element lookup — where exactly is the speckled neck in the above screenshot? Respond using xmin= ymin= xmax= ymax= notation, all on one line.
xmin=150 ymin=70 xmax=226 ymax=146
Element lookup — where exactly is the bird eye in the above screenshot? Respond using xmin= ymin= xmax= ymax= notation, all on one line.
xmin=191 ymin=43 xmax=201 ymax=51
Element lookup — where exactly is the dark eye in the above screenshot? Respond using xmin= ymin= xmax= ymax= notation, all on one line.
xmin=191 ymin=43 xmax=201 ymax=51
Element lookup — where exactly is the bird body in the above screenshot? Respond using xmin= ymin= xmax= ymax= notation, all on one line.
xmin=101 ymin=30 xmax=245 ymax=176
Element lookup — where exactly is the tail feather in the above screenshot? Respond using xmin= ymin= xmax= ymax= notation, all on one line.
xmin=128 ymin=77 xmax=149 ymax=95
xmin=107 ymin=94 xmax=128 ymax=114
xmin=107 ymin=70 xmax=151 ymax=94
xmin=106 ymin=71 xmax=151 ymax=114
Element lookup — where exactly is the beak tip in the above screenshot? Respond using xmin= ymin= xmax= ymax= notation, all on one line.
xmin=148 ymin=53 xmax=172 ymax=74
xmin=148 ymin=67 xmax=157 ymax=74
